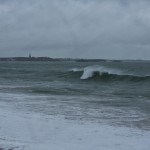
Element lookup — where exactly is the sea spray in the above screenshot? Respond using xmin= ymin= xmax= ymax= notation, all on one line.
xmin=80 ymin=66 xmax=122 ymax=79
xmin=69 ymin=65 xmax=150 ymax=81
xmin=70 ymin=65 xmax=123 ymax=79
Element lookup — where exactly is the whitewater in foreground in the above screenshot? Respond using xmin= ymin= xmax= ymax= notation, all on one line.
xmin=0 ymin=103 xmax=150 ymax=150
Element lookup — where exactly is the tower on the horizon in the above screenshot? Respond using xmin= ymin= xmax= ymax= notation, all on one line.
xmin=29 ymin=53 xmax=31 ymax=58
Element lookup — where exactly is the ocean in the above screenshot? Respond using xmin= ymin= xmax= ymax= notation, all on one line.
xmin=0 ymin=60 xmax=150 ymax=130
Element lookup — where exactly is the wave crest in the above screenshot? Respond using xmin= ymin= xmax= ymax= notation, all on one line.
xmin=70 ymin=65 xmax=150 ymax=81
xmin=80 ymin=66 xmax=121 ymax=79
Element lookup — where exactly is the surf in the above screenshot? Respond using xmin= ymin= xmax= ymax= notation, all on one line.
xmin=69 ymin=65 xmax=150 ymax=81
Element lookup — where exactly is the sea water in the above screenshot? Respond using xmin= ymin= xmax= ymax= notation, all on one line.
xmin=0 ymin=60 xmax=150 ymax=130
xmin=0 ymin=60 xmax=150 ymax=149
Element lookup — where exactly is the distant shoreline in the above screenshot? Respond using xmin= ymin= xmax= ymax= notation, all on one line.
xmin=0 ymin=57 xmax=119 ymax=62
xmin=0 ymin=57 xmax=148 ymax=62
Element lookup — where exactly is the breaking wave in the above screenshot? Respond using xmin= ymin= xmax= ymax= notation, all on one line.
xmin=69 ymin=65 xmax=150 ymax=81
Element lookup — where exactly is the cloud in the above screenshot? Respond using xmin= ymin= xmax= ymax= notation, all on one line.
xmin=0 ymin=0 xmax=150 ymax=59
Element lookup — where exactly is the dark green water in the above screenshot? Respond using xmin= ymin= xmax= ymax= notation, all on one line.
xmin=0 ymin=61 xmax=150 ymax=130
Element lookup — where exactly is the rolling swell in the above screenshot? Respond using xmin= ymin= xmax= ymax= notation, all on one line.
xmin=69 ymin=66 xmax=150 ymax=82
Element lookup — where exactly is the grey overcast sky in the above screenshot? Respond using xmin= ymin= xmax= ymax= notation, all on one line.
xmin=0 ymin=0 xmax=150 ymax=59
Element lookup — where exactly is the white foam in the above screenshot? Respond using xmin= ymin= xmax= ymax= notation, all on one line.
xmin=0 ymin=104 xmax=150 ymax=150
xmin=70 ymin=66 xmax=149 ymax=80
xmin=69 ymin=68 xmax=83 ymax=72
xmin=80 ymin=67 xmax=95 ymax=79
xmin=80 ymin=65 xmax=122 ymax=79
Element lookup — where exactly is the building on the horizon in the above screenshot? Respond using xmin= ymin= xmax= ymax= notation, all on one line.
xmin=29 ymin=53 xmax=31 ymax=58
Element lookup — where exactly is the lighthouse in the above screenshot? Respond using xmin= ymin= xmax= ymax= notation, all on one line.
xmin=29 ymin=53 xmax=31 ymax=58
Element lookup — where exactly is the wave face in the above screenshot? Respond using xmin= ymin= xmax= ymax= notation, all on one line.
xmin=70 ymin=65 xmax=150 ymax=81
xmin=80 ymin=66 xmax=122 ymax=79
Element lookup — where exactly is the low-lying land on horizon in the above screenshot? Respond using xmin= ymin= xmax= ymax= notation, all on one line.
xmin=0 ymin=57 xmax=148 ymax=62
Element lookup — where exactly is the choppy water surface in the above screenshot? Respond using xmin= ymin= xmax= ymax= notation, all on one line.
xmin=0 ymin=61 xmax=150 ymax=130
